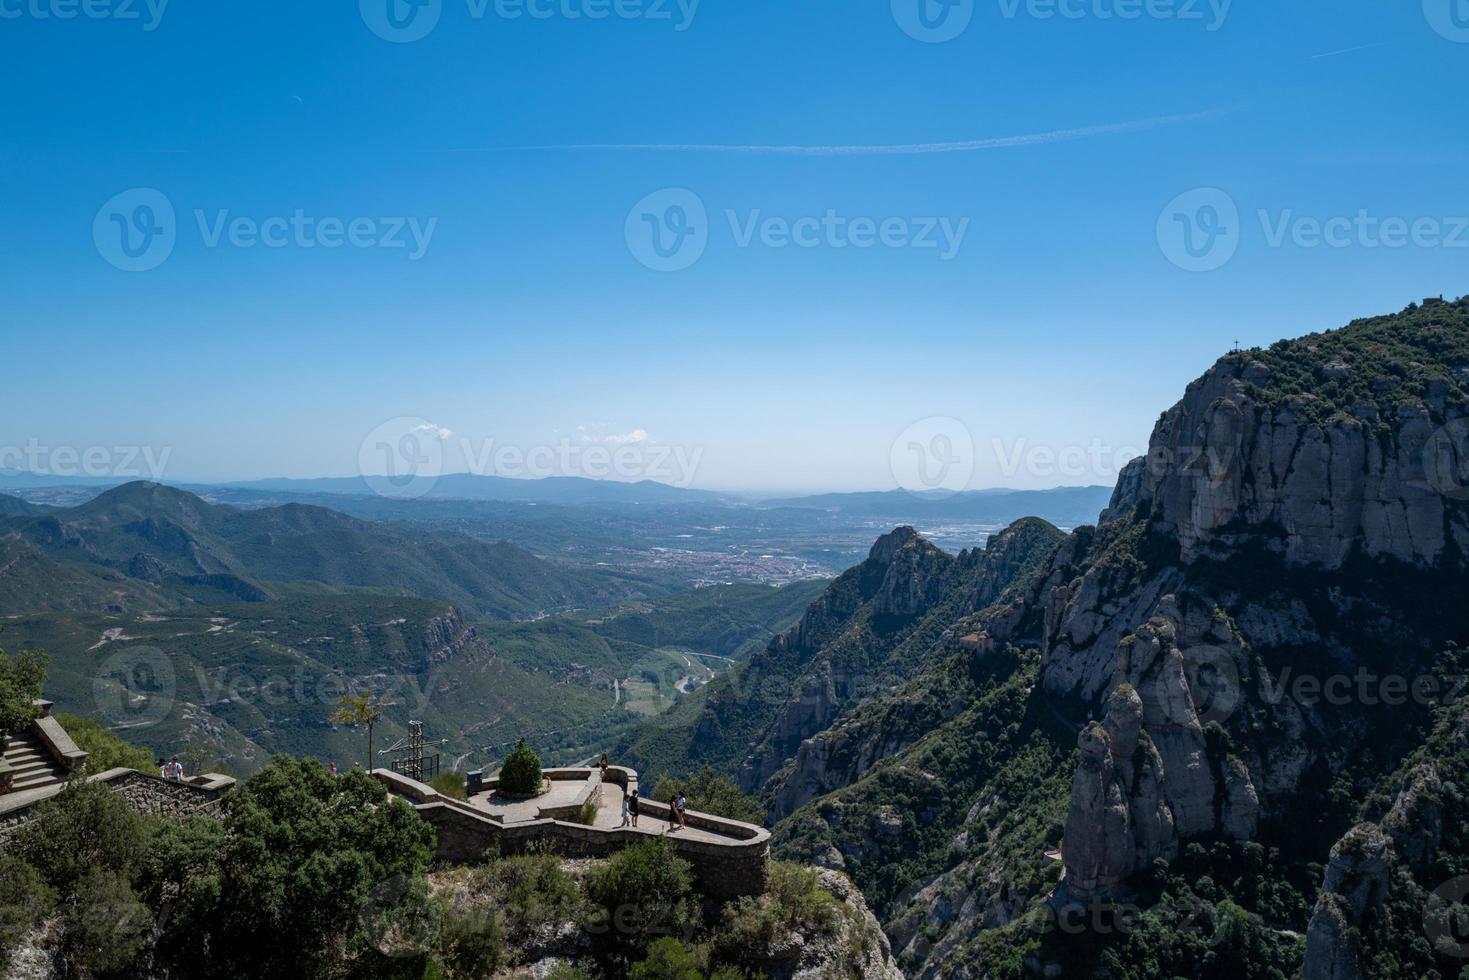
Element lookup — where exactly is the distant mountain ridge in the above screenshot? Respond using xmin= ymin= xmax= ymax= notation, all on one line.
xmin=226 ymin=473 xmax=733 ymax=506
xmin=762 ymin=485 xmax=1114 ymax=525
xmin=1 ymin=481 xmax=661 ymax=619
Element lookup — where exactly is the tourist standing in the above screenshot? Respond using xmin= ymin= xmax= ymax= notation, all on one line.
xmin=628 ymin=790 xmax=640 ymax=828
xmin=166 ymin=756 xmax=185 ymax=782
xmin=675 ymin=792 xmax=687 ymax=830
xmin=599 ymin=752 xmax=609 ymax=779
xmin=329 ymin=759 xmax=338 ymax=776
xmin=620 ymin=789 xmax=630 ymax=827
xmin=667 ymin=793 xmax=679 ymax=832
xmin=156 ymin=758 xmax=167 ymax=779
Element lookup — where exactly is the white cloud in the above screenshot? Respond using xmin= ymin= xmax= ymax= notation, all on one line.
xmin=414 ymin=423 xmax=453 ymax=440
xmin=577 ymin=426 xmax=651 ymax=447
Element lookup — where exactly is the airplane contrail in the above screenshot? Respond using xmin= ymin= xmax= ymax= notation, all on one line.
xmin=433 ymin=106 xmax=1243 ymax=157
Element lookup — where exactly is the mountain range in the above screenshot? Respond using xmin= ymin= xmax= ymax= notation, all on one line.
xmin=616 ymin=297 xmax=1469 ymax=979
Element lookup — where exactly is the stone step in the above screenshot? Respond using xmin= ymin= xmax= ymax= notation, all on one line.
xmin=10 ymin=771 xmax=63 ymax=791
xmin=9 ymin=759 xmax=61 ymax=776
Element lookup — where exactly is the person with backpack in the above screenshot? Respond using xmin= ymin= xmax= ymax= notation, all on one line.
xmin=628 ymin=789 xmax=640 ymax=828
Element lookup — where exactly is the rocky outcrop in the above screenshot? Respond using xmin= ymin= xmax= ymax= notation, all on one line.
xmin=869 ymin=526 xmax=953 ymax=619
xmin=736 ymin=870 xmax=905 ymax=980
xmin=1059 ymin=684 xmax=1175 ymax=897
xmin=1136 ymin=352 xmax=1469 ymax=570
xmin=1301 ymin=824 xmax=1392 ymax=980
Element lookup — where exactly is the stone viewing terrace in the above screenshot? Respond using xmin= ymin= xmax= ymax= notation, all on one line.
xmin=373 ymin=765 xmax=771 ymax=900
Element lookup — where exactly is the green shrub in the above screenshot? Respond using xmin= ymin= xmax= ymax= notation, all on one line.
xmin=544 ymin=964 xmax=594 ymax=980
xmin=0 ymin=639 xmax=46 ymax=740
xmin=63 ymin=867 xmax=153 ymax=976
xmin=718 ymin=863 xmax=841 ymax=950
xmin=573 ymin=797 xmax=599 ymax=825
xmin=438 ymin=907 xmax=502 ymax=978
xmin=630 ymin=937 xmax=703 ymax=979
xmin=173 ymin=756 xmax=437 ymax=978
xmin=499 ymin=740 xmax=543 ymax=795
xmin=490 ymin=853 xmax=583 ymax=938
xmin=14 ymin=778 xmax=148 ymax=894
xmin=0 ymin=854 xmax=55 ymax=971
xmin=586 ymin=837 xmax=696 ymax=953
xmin=56 ymin=712 xmax=155 ymax=775
xmin=428 ymin=771 xmax=467 ymax=800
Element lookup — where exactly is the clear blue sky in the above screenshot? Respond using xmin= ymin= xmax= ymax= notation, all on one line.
xmin=2 ymin=0 xmax=1465 ymax=493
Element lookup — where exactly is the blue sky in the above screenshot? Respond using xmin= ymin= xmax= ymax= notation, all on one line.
xmin=2 ymin=0 xmax=1466 ymax=493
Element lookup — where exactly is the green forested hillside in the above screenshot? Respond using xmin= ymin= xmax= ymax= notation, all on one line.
xmin=6 ymin=481 xmax=668 ymax=620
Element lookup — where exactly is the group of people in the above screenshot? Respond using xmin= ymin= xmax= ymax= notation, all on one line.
xmin=616 ymin=786 xmax=685 ymax=831
xmin=600 ymin=752 xmax=687 ymax=833
xmin=155 ymin=756 xmax=186 ymax=783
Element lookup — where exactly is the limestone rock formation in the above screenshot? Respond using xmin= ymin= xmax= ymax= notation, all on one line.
xmin=1301 ymin=824 xmax=1392 ymax=980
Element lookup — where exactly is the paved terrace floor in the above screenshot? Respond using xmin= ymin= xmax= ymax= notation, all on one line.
xmin=465 ymin=771 xmax=747 ymax=845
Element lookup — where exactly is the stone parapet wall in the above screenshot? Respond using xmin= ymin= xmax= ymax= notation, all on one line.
xmin=0 ymin=768 xmax=235 ymax=846
xmin=375 ymin=768 xmax=770 ymax=901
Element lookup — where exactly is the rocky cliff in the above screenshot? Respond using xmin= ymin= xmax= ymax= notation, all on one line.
xmin=753 ymin=298 xmax=1469 ymax=978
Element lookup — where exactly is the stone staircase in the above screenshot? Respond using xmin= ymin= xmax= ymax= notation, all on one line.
xmin=2 ymin=730 xmax=68 ymax=795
